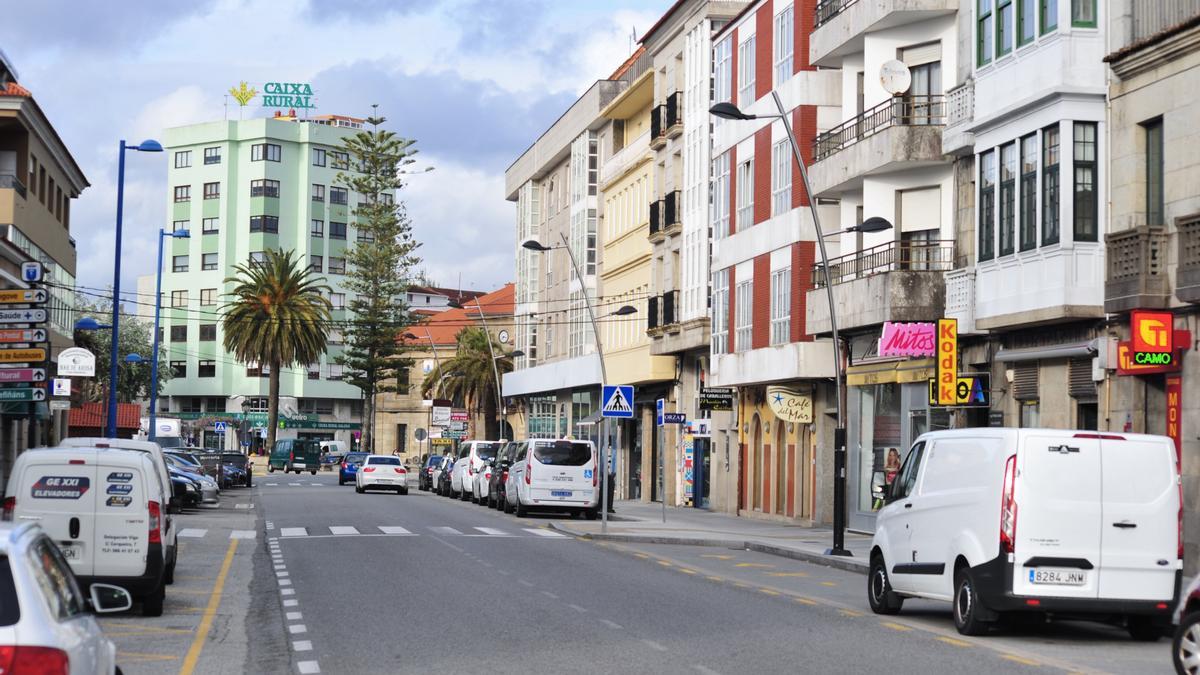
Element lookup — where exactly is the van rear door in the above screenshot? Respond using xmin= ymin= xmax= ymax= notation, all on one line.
xmin=93 ymin=460 xmax=149 ymax=578
xmin=1012 ymin=433 xmax=1102 ymax=599
xmin=528 ymin=440 xmax=595 ymax=505
xmin=1098 ymin=435 xmax=1179 ymax=600
xmin=18 ymin=454 xmax=98 ymax=577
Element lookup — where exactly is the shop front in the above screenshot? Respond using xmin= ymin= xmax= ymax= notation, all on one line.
xmin=735 ymin=384 xmax=819 ymax=522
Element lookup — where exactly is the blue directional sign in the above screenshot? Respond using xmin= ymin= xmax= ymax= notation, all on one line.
xmin=664 ymin=412 xmax=685 ymax=424
xmin=601 ymin=384 xmax=634 ymax=419
xmin=656 ymin=398 xmax=664 ymax=427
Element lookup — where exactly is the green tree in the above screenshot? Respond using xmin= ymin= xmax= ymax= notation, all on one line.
xmin=222 ymin=249 xmax=331 ymax=451
xmin=421 ymin=327 xmax=512 ymax=440
xmin=335 ymin=111 xmax=424 ymax=453
xmin=73 ymin=294 xmax=171 ymax=405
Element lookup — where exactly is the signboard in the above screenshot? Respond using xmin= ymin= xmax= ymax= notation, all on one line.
xmin=663 ymin=412 xmax=685 ymax=424
xmin=0 ymin=289 xmax=46 ymax=304
xmin=431 ymin=406 xmax=451 ymax=426
xmin=0 ymin=348 xmax=45 ymax=364
xmin=601 ymin=385 xmax=634 ymax=419
xmin=57 ymin=347 xmax=95 ymax=377
xmin=431 ymin=438 xmax=453 ymax=447
xmin=414 ymin=428 xmax=427 ymax=442
xmin=214 ymin=421 xmax=228 ymax=433
xmin=988 ymin=411 xmax=1005 ymax=427
xmin=766 ymin=385 xmax=813 ymax=424
xmin=0 ymin=388 xmax=44 ymax=402
xmin=51 ymin=378 xmax=69 ymax=396
xmin=1131 ymin=310 xmax=1175 ymax=366
xmin=935 ymin=318 xmax=958 ymax=405
xmin=1167 ymin=374 xmax=1182 ymax=462
xmin=449 ymin=410 xmax=469 ymax=422
xmin=656 ymin=398 xmax=664 ymax=427
xmin=262 ymin=82 xmax=315 ymax=109
xmin=0 ymin=308 xmax=46 ymax=324
xmin=443 ymin=429 xmax=467 ymax=439
xmin=448 ymin=421 xmax=467 ymax=432
xmin=878 ymin=322 xmax=935 ymax=358
xmin=0 ymin=368 xmax=44 ymax=383
xmin=698 ymin=387 xmax=734 ymax=412
xmin=685 ymin=419 xmax=711 ymax=437
xmin=928 ymin=373 xmax=990 ymax=408
xmin=0 ymin=328 xmax=46 ymax=344
xmin=20 ymin=262 xmax=42 ymax=283
xmin=49 ymin=400 xmax=70 ymax=411
xmin=682 ymin=434 xmax=694 ymax=503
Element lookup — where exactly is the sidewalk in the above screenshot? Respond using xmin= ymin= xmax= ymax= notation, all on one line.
xmin=549 ymin=500 xmax=871 ymax=575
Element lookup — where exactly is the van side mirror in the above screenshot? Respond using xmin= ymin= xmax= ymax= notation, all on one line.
xmin=89 ymin=583 xmax=133 ymax=613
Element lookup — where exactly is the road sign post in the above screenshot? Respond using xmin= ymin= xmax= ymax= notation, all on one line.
xmin=600 ymin=384 xmax=635 ymax=534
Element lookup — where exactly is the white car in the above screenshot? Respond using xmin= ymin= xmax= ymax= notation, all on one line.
xmin=355 ymin=455 xmax=408 ymax=495
xmin=431 ymin=456 xmax=455 ymax=496
xmin=504 ymin=439 xmax=599 ymax=519
xmin=0 ymin=522 xmax=133 ymax=674
xmin=471 ymin=460 xmax=493 ymax=506
xmin=450 ymin=441 xmax=502 ymax=502
xmin=868 ymin=428 xmax=1180 ymax=639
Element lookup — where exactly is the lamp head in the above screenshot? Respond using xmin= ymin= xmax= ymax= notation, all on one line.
xmin=133 ymin=139 xmax=163 ymax=152
xmin=520 ymin=238 xmax=551 ymax=252
xmin=171 ymin=229 xmax=191 ymax=239
xmin=709 ymin=102 xmax=756 ymax=121
xmin=506 ymin=349 xmax=526 ymax=359
xmin=74 ymin=317 xmax=108 ymax=331
xmin=125 ymin=353 xmax=144 ymax=364
xmin=851 ymin=217 xmax=895 ymax=234
xmin=612 ymin=305 xmax=638 ymax=316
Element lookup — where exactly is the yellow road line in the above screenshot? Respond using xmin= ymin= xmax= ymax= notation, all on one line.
xmin=655 ymin=560 xmax=672 ymax=567
xmin=118 ymin=652 xmax=179 ymax=663
xmin=936 ymin=636 xmax=971 ymax=648
xmin=1002 ymin=654 xmax=1040 ymax=667
xmin=706 ymin=576 xmax=723 ymax=582
xmin=759 ymin=588 xmax=781 ymax=596
xmin=700 ymin=554 xmax=734 ymax=560
xmin=633 ymin=553 xmax=649 ymax=559
xmin=838 ymin=608 xmax=863 ymax=617
xmin=734 ymin=563 xmax=773 ymax=568
xmin=819 ymin=581 xmax=837 ymax=587
xmin=179 ymin=538 xmax=238 ymax=675
xmin=881 ymin=621 xmax=913 ymax=632
xmin=765 ymin=571 xmax=808 ymax=577
xmin=794 ymin=597 xmax=818 ymax=606
xmin=678 ymin=568 xmax=697 ymax=575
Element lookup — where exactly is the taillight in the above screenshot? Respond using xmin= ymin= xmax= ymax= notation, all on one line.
xmin=148 ymin=501 xmax=162 ymax=545
xmin=1000 ymin=454 xmax=1017 ymax=554
xmin=1 ymin=497 xmax=13 ymax=522
xmin=290 ymin=452 xmax=295 ymax=461
xmin=341 ymin=462 xmax=348 ymax=469
xmin=524 ymin=459 xmax=531 ymax=485
xmin=0 ymin=645 xmax=69 ymax=675
xmin=394 ymin=468 xmax=405 ymax=474
xmin=364 ymin=467 xmax=376 ymax=473
xmin=485 ymin=471 xmax=491 ymax=480
xmin=593 ymin=462 xmax=599 ymax=488
xmin=501 ymin=470 xmax=508 ymax=483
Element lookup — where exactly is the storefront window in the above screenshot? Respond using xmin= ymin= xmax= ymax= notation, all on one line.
xmin=528 ymin=396 xmax=557 ymax=438
xmin=858 ymin=383 xmax=902 ymax=512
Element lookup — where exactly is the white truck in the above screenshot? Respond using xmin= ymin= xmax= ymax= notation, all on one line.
xmin=138 ymin=417 xmax=184 ymax=449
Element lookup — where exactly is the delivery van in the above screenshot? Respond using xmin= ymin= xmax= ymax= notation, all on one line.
xmin=269 ymin=438 xmax=321 ymax=474
xmin=504 ymin=439 xmax=599 ymax=519
xmin=868 ymin=428 xmax=1181 ymax=639
xmin=3 ymin=446 xmax=170 ymax=616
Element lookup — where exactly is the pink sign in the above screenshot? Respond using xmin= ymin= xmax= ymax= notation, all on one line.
xmin=879 ymin=322 xmax=935 ymax=357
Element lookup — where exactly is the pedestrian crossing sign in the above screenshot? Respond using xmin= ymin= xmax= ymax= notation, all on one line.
xmin=601 ymin=384 xmax=634 ymax=418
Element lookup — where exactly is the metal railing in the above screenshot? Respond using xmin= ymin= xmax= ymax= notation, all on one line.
xmin=0 ymin=173 xmax=26 ymax=199
xmin=1133 ymin=0 xmax=1200 ymax=42
xmin=650 ymin=104 xmax=664 ymax=140
xmin=946 ymin=80 xmax=974 ymax=127
xmin=662 ymin=290 xmax=678 ymax=326
xmin=665 ymin=91 xmax=681 ymax=130
xmin=813 ymin=95 xmax=945 ymax=162
xmin=811 ymin=239 xmax=955 ymax=288
xmin=649 ymin=200 xmax=662 ymax=235
xmin=815 ymin=0 xmax=859 ymax=27
xmin=647 ymin=295 xmax=660 ymax=331
xmin=663 ymin=190 xmax=680 ymax=229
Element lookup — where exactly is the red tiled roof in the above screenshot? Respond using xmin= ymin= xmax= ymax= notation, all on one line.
xmin=401 ymin=283 xmax=514 ymax=347
xmin=0 ymin=81 xmax=31 ymax=98
xmin=68 ymin=402 xmax=141 ymax=430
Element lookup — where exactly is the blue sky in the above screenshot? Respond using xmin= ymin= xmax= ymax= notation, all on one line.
xmin=1 ymin=0 xmax=670 ymax=296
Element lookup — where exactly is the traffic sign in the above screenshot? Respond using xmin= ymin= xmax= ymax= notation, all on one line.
xmin=0 ymin=368 xmax=44 ymax=383
xmin=49 ymin=400 xmax=70 ymax=411
xmin=51 ymin=378 xmax=69 ymax=396
xmin=0 ymin=289 xmax=46 ymax=304
xmin=601 ymin=385 xmax=634 ymax=419
xmin=214 ymin=421 xmax=228 ymax=433
xmin=443 ymin=429 xmax=467 ymax=439
xmin=414 ymin=428 xmax=427 ymax=442
xmin=0 ymin=388 xmax=44 ymax=402
xmin=664 ymin=412 xmax=685 ymax=424
xmin=656 ymin=398 xmax=664 ymax=426
xmin=0 ymin=308 xmax=46 ymax=324
xmin=0 ymin=348 xmax=45 ymax=364
xmin=0 ymin=328 xmax=46 ymax=344
xmin=21 ymin=262 xmax=42 ymax=283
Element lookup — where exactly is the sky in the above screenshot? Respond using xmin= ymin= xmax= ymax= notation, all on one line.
xmin=1 ymin=0 xmax=671 ymax=296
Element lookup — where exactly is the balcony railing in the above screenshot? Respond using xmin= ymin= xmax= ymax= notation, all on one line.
xmin=0 ymin=174 xmax=27 ymax=199
xmin=1178 ymin=216 xmax=1200 ymax=303
xmin=811 ymin=239 xmax=955 ymax=288
xmin=662 ymin=290 xmax=678 ymax=327
xmin=1133 ymin=0 xmax=1200 ymax=42
xmin=665 ymin=92 xmax=682 ymax=134
xmin=647 ymin=295 xmax=660 ymax=331
xmin=649 ymin=200 xmax=662 ymax=235
xmin=650 ymin=104 xmax=664 ymax=141
xmin=663 ymin=190 xmax=680 ymax=229
xmin=815 ymin=0 xmax=859 ymax=27
xmin=813 ymin=95 xmax=945 ymax=163
xmin=1105 ymin=225 xmax=1169 ymax=311
xmin=946 ymin=80 xmax=974 ymax=127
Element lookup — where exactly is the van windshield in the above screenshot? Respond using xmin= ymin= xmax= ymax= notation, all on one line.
xmin=156 ymin=437 xmax=184 ymax=449
xmin=534 ymin=441 xmax=591 ymax=466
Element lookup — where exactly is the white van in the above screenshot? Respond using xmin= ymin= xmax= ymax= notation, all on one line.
xmin=3 ymin=446 xmax=170 ymax=616
xmin=504 ymin=439 xmax=598 ymax=519
xmin=450 ymin=440 xmax=502 ymax=501
xmin=868 ymin=428 xmax=1180 ymax=639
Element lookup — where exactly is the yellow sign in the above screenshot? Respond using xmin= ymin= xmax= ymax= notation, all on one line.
xmin=0 ymin=348 xmax=45 ymax=363
xmin=228 ymin=81 xmax=258 ymax=106
xmin=431 ymin=438 xmax=453 ymax=447
xmin=935 ymin=318 xmax=958 ymax=405
xmin=0 ymin=289 xmax=46 ymax=304
xmin=766 ymin=385 xmax=813 ymax=424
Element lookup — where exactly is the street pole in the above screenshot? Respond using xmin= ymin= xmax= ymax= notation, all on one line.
xmin=659 ymin=416 xmax=666 ymax=524
xmin=148 ymin=229 xmax=178 ymax=443
xmin=106 ymin=140 xmax=128 ymax=439
xmin=466 ymin=302 xmax=504 ymax=439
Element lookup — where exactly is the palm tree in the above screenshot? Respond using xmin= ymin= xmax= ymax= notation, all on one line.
xmin=422 ymin=327 xmax=512 ymax=440
xmin=222 ymin=249 xmax=332 ymax=451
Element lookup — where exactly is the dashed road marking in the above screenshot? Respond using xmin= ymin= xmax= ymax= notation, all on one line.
xmin=377 ymin=526 xmax=412 ymax=535
xmin=820 ymin=581 xmax=837 ymax=587
xmin=838 ymin=609 xmax=863 ymax=618
xmin=430 ymin=526 xmax=462 ymax=536
xmin=1002 ymin=655 xmax=1040 ymax=666
xmin=765 ymin=572 xmax=808 ymax=578
xmin=297 ymin=661 xmax=320 ymax=674
xmin=283 ymin=599 xmax=298 ymax=607
xmin=230 ymin=530 xmax=256 ymax=540
xmin=700 ymin=554 xmax=734 ymax=560
xmin=568 ymin=604 xmax=588 ymax=613
xmin=937 ymin=636 xmax=971 ymax=648
xmin=293 ymin=640 xmax=312 ymax=651
xmin=475 ymin=527 xmax=509 ymax=536
xmin=278 ymin=578 xmax=292 ymax=586
xmin=540 ymin=590 xmax=559 ymax=599
xmin=759 ymin=588 xmax=781 ymax=596
xmin=794 ymin=597 xmax=818 ymax=606
xmin=288 ymin=624 xmax=307 ymax=634
xmin=281 ymin=588 xmax=295 ymax=596
xmin=178 ymin=528 xmax=207 ymax=538
xmin=276 ymin=571 xmax=289 ymax=578
xmin=881 ymin=622 xmax=912 ymax=632
xmin=280 ymin=528 xmax=308 ymax=537
xmin=329 ymin=526 xmax=360 ymax=536
xmin=525 ymin=528 xmax=567 ymax=538
xmin=518 ymin=580 xmax=534 ymax=587
xmin=734 ymin=563 xmax=773 ymax=568
xmin=693 ymin=665 xmax=722 ymax=675
xmin=235 ymin=503 xmax=254 ymax=509
xmin=286 ymin=612 xmax=302 ymax=621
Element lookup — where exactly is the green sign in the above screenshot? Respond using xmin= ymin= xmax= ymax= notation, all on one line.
xmin=0 ymin=388 xmax=41 ymax=402
xmin=262 ymin=82 xmax=315 ymax=109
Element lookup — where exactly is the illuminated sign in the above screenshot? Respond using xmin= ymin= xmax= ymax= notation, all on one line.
xmin=935 ymin=318 xmax=958 ymax=405
xmin=1132 ymin=310 xmax=1174 ymax=364
xmin=1167 ymin=375 xmax=1182 ymax=462
xmin=262 ymin=82 xmax=315 ymax=109
xmin=878 ymin=322 xmax=935 ymax=357
xmin=928 ymin=373 xmax=990 ymax=408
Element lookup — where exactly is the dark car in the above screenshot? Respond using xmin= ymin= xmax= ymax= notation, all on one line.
xmin=487 ymin=442 xmax=517 ymax=509
xmin=221 ymin=453 xmax=252 ymax=487
xmin=436 ymin=456 xmax=456 ymax=496
xmin=338 ymin=452 xmax=371 ymax=486
xmin=169 ymin=468 xmax=201 ymax=509
xmin=419 ymin=455 xmax=443 ymax=491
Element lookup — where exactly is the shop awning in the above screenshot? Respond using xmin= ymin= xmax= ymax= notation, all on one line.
xmin=846 ymin=359 xmax=935 ymax=386
xmin=994 ymin=340 xmax=1098 ymax=363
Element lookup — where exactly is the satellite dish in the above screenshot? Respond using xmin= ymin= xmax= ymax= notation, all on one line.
xmin=880 ymin=60 xmax=912 ymax=96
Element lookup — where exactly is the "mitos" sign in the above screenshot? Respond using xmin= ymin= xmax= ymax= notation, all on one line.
xmin=262 ymin=82 xmax=315 ymax=109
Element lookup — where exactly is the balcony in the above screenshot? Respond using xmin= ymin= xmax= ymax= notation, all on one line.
xmin=1105 ymin=226 xmax=1169 ymax=312
xmin=806 ymin=240 xmax=953 ymax=333
xmin=974 ymin=245 xmax=1105 ymax=330
xmin=661 ymin=289 xmax=679 ymax=331
xmin=648 ymin=191 xmax=680 ymax=244
xmin=942 ymin=80 xmax=974 ymax=157
xmin=649 ymin=200 xmax=662 ymax=240
xmin=650 ymin=104 xmax=666 ymax=150
xmin=1177 ymin=216 xmax=1200 ymax=303
xmin=944 ymin=267 xmax=978 ymax=334
xmin=646 ymin=294 xmax=661 ymax=337
xmin=0 ymin=174 xmax=27 ymax=199
xmin=810 ymin=0 xmax=956 ymax=68
xmin=664 ymin=92 xmax=682 ymax=139
xmin=809 ymin=96 xmax=946 ymax=196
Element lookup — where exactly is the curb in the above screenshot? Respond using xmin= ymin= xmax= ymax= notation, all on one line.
xmin=548 ymin=522 xmax=869 ymax=576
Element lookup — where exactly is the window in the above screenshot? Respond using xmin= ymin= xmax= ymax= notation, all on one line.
xmin=997 ymin=0 xmax=1014 ymax=57
xmin=1144 ymin=118 xmax=1164 ymax=227
xmin=1042 ymin=124 xmax=1060 ymax=244
xmin=978 ymin=0 xmax=994 ymax=66
xmin=771 ymin=141 xmax=791 ymax=215
xmin=251 ymin=143 xmax=281 ymax=162
xmin=245 ymin=363 xmax=262 ymax=378
xmin=1020 ymin=401 xmax=1040 ymax=427
xmin=202 ymin=217 xmax=218 ymax=234
xmin=172 ymin=255 xmax=188 ymax=273
xmin=734 ymin=279 xmax=753 ymax=352
xmin=170 ymin=325 xmax=187 ymax=341
xmin=173 ymin=185 xmax=190 ymax=203
xmin=328 ymin=329 xmax=343 ymax=345
xmin=330 ymin=187 xmax=348 ymax=205
xmin=770 ymin=267 xmax=791 ymax=346
xmin=979 ymin=149 xmax=996 ymax=260
xmin=330 ymin=293 xmax=345 ymax=310
xmin=308 ymin=363 xmax=321 ymax=380
xmin=171 ymin=290 xmax=187 ymax=307
xmin=199 ymin=324 xmax=216 ymax=341
xmin=714 ymin=37 xmax=732 ymax=110
xmin=738 ymin=36 xmax=756 ymax=104
xmin=198 ymin=360 xmax=216 ymax=377
xmin=328 ymin=257 xmax=345 ymax=275
xmin=1071 ymin=0 xmax=1095 ymax=26
xmin=205 ymin=397 xmax=224 ymax=412
xmin=311 ymin=183 xmax=325 ymax=202
xmin=1018 ymin=0 xmax=1036 ymax=46
xmin=356 ymin=228 xmax=375 ymax=243
xmin=200 ymin=288 xmax=216 ymax=306
xmin=312 ymin=148 xmax=326 ymax=167
xmin=201 ymin=252 xmax=218 ymax=271
xmin=331 ymin=151 xmax=349 ymax=170
xmin=327 ymin=364 xmax=344 ymax=381
xmin=735 ymin=159 xmax=753 ymax=229
xmin=1073 ymin=122 xmax=1098 ymax=242
xmin=249 ymin=251 xmax=266 ymax=267
xmin=309 ymin=255 xmax=323 ymax=272
xmin=1019 ymin=134 xmax=1037 ymax=251
xmin=172 ymin=219 xmax=188 ymax=233
xmin=170 ymin=360 xmax=186 ymax=377
xmin=712 ymin=154 xmax=730 ymax=239
xmin=330 ymin=221 xmax=347 ymax=239
xmin=249 ymin=215 xmax=279 ymax=233
xmin=203 ymin=182 xmax=219 ymax=200
xmin=892 ymin=441 xmax=926 ymax=500
xmin=174 ymin=151 xmax=191 ymax=169
xmin=773 ymin=6 xmax=794 ymax=85
xmin=1041 ymin=0 xmax=1058 ymax=33
xmin=999 ymin=142 xmax=1016 ymax=256
xmin=250 ymin=179 xmax=279 ymax=198
xmin=204 ymin=147 xmax=220 ymax=165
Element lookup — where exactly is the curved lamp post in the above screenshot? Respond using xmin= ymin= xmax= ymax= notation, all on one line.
xmin=149 ymin=228 xmax=190 ymax=442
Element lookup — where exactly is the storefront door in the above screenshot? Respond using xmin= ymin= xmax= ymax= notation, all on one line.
xmin=694 ymin=437 xmax=710 ymax=509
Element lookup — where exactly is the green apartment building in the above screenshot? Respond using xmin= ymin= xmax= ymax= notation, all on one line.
xmin=156 ymin=113 xmax=378 ymax=449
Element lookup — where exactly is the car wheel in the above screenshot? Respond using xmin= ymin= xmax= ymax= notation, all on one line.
xmin=164 ymin=557 xmax=176 ymax=585
xmin=311 ymin=470 xmax=317 ymax=475
xmin=338 ymin=477 xmax=345 ymax=486
xmin=142 ymin=584 xmax=165 ymax=617
xmin=867 ymin=554 xmax=904 ymax=615
xmin=953 ymin=566 xmax=990 ymax=636
xmin=356 ymin=486 xmax=364 ymax=494
xmin=503 ymin=497 xmax=514 ymax=514
xmin=1128 ymin=616 xmax=1166 ymax=642
xmin=515 ymin=497 xmax=528 ymax=518
xmin=584 ymin=509 xmax=598 ymax=521
xmin=1174 ymin=611 xmax=1200 ymax=671
xmin=400 ymin=488 xmax=408 ymax=495
xmin=268 ymin=465 xmax=275 ymax=473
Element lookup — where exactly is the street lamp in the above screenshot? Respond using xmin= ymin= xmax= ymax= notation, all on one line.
xmin=74 ymin=317 xmax=111 ymax=331
xmin=149 ymin=228 xmax=190 ymax=442
xmin=107 ymin=138 xmax=163 ymax=438
xmin=709 ymin=93 xmax=854 ymax=556
xmin=447 ymin=299 xmax=506 ymax=439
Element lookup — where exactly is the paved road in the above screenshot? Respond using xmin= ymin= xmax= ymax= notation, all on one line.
xmin=243 ymin=473 xmax=1174 ymax=674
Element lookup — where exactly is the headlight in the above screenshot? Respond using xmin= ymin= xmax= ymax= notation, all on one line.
xmin=185 ymin=483 xmax=196 ymax=492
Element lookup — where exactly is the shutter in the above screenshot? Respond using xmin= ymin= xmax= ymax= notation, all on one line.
xmin=900 ymin=187 xmax=941 ymax=233
xmin=1012 ymin=362 xmax=1039 ymax=401
xmin=900 ymin=42 xmax=941 ymax=67
xmin=1069 ymin=357 xmax=1097 ymax=400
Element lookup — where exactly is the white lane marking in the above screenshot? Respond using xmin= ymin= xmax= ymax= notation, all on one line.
xmin=329 ymin=526 xmax=359 ymax=536
xmin=517 ymin=580 xmax=534 ymax=587
xmin=235 ymin=503 xmax=254 ymax=509
xmin=475 ymin=527 xmax=509 ymax=536
xmin=497 ymin=570 xmax=510 ymax=576
xmin=310 ymin=483 xmax=321 ymax=486
xmin=268 ymin=537 xmax=279 ymax=542
xmin=297 ymin=661 xmax=320 ymax=674
xmin=540 ymin=590 xmax=559 ymax=599
xmin=293 ymin=640 xmax=312 ymax=651
xmin=289 ymin=483 xmax=302 ymax=486
xmin=274 ymin=565 xmax=286 ymax=570
xmin=266 ymin=522 xmax=275 ymax=530
xmin=276 ymin=571 xmax=289 ymax=578
xmin=642 ymin=639 xmax=668 ymax=652
xmin=266 ymin=483 xmax=278 ymax=486
xmin=377 ymin=526 xmax=412 ymax=535
xmin=286 ymin=612 xmax=302 ymax=621
xmin=693 ymin=666 xmax=721 ymax=675
xmin=283 ymin=599 xmax=299 ymax=607
xmin=280 ymin=528 xmax=308 ymax=537
xmin=430 ymin=526 xmax=461 ymax=536
xmin=288 ymin=624 xmax=307 ymax=634
xmin=567 ymin=604 xmax=587 ymax=613
xmin=524 ymin=528 xmax=567 ymax=538
xmin=230 ymin=530 xmax=256 ymax=539
xmin=281 ymin=588 xmax=295 ymax=596
xmin=278 ymin=578 xmax=292 ymax=586
xmin=600 ymin=619 xmax=623 ymax=629
xmin=178 ymin=529 xmax=207 ymax=538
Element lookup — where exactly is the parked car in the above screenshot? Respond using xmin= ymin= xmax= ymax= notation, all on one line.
xmin=4 ymin=446 xmax=172 ymax=616
xmin=219 ymin=463 xmax=246 ymax=489
xmin=268 ymin=439 xmax=321 ymax=475
xmin=434 ymin=456 xmax=456 ymax=496
xmin=418 ymin=455 xmax=443 ymax=491
xmin=0 ymin=522 xmax=134 ymax=674
xmin=221 ymin=453 xmax=252 ymax=487
xmin=488 ymin=443 xmax=517 ymax=509
xmin=450 ymin=441 xmax=501 ymax=501
xmin=355 ymin=455 xmax=408 ymax=495
xmin=1174 ymin=575 xmax=1200 ymax=673
xmin=163 ymin=455 xmax=220 ymax=504
xmin=338 ymin=452 xmax=371 ymax=486
xmin=867 ymin=428 xmax=1180 ymax=639
xmin=504 ymin=439 xmax=598 ymax=519
xmin=169 ymin=470 xmax=201 ymax=509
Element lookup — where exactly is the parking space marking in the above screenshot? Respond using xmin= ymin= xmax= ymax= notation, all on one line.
xmin=286 ymin=612 xmax=302 ymax=621
xmin=234 ymin=503 xmax=254 ymax=510
xmin=289 ymin=483 xmax=302 ymax=486
xmin=1002 ymin=655 xmax=1040 ymax=667
xmin=298 ymin=661 xmax=321 ymax=674
xmin=734 ymin=563 xmax=773 ymax=569
xmin=293 ymin=640 xmax=312 ymax=651
xmin=179 ymin=539 xmax=238 ymax=675
xmin=881 ymin=622 xmax=913 ymax=632
xmin=936 ymin=636 xmax=971 ymax=648
xmin=115 ymin=651 xmax=179 ymax=663
xmin=377 ymin=526 xmax=412 ymax=535
xmin=430 ymin=526 xmax=462 ymax=535
xmin=278 ymin=578 xmax=292 ymax=586
xmin=765 ymin=572 xmax=808 ymax=578
xmin=281 ymin=588 xmax=295 ymax=596
xmin=276 ymin=571 xmax=289 ymax=578
xmin=838 ymin=609 xmax=864 ymax=618
xmin=475 ymin=527 xmax=509 ymax=536
xmin=178 ymin=528 xmax=208 ymax=538
xmin=230 ymin=530 xmax=256 ymax=539
xmin=283 ymin=599 xmax=299 ymax=607
xmin=288 ymin=624 xmax=307 ymax=634
xmin=280 ymin=527 xmax=308 ymax=537
xmin=329 ymin=526 xmax=360 ymax=535
xmin=700 ymin=554 xmax=734 ymax=560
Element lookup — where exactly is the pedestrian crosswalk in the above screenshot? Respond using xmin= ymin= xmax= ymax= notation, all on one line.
xmin=172 ymin=524 xmax=571 ymax=541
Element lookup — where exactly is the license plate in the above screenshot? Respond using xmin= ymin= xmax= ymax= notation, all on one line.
xmin=551 ymin=490 xmax=573 ymax=497
xmin=294 ymin=463 xmax=306 ymax=469
xmin=59 ymin=543 xmax=81 ymax=560
xmin=1029 ymin=568 xmax=1087 ymax=585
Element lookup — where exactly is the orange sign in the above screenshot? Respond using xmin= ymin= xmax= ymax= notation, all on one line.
xmin=936 ymin=318 xmax=957 ymax=405
xmin=1167 ymin=375 xmax=1182 ymax=463
xmin=1132 ymin=310 xmax=1174 ymax=353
